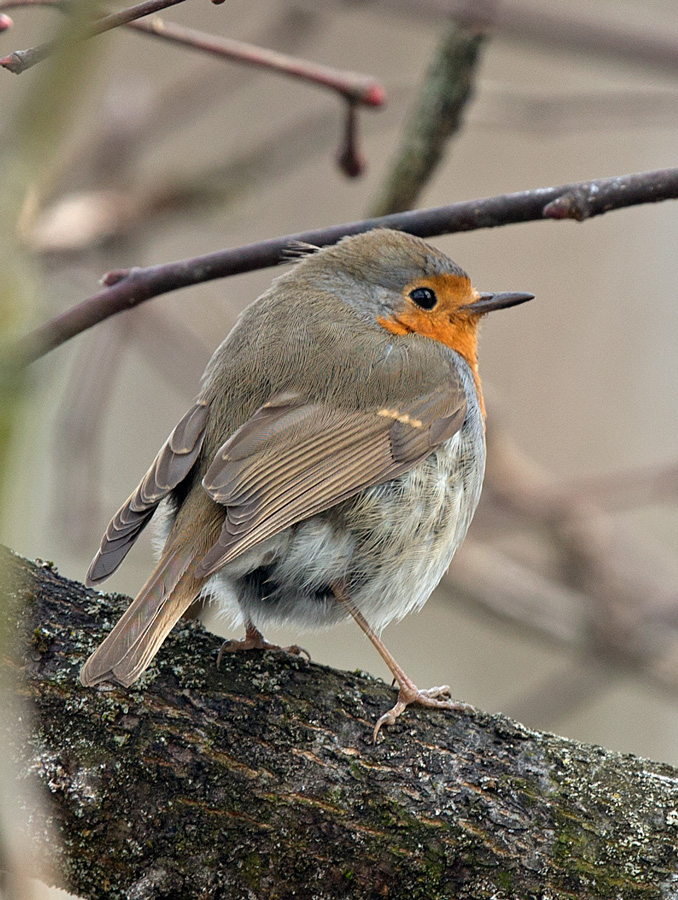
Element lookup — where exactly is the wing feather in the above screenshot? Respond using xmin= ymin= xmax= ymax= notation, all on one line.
xmin=80 ymin=546 xmax=197 ymax=687
xmin=86 ymin=401 xmax=210 ymax=585
xmin=196 ymin=386 xmax=466 ymax=578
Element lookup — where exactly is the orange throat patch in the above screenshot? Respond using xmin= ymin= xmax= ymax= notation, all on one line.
xmin=377 ymin=271 xmax=486 ymax=417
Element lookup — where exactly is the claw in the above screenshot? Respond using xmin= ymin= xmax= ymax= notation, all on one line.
xmin=331 ymin=584 xmax=474 ymax=742
xmin=217 ymin=624 xmax=310 ymax=668
xmin=372 ymin=684 xmax=474 ymax=742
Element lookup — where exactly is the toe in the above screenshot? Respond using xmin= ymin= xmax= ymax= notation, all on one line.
xmin=282 ymin=644 xmax=312 ymax=661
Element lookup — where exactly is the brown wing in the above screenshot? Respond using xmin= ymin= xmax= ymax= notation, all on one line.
xmin=86 ymin=400 xmax=210 ymax=585
xmin=195 ymin=387 xmax=466 ymax=578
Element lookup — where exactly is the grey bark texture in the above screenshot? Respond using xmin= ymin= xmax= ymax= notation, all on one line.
xmin=3 ymin=544 xmax=678 ymax=899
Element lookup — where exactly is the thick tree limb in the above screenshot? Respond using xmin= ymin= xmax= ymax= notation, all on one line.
xmin=4 ymin=545 xmax=678 ymax=899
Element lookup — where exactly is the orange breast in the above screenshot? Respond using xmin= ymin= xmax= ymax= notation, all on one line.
xmin=377 ymin=274 xmax=486 ymax=416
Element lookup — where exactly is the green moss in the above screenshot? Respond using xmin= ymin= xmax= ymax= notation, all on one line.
xmin=241 ymin=852 xmax=262 ymax=891
xmin=496 ymin=870 xmax=512 ymax=890
xmin=32 ymin=625 xmax=53 ymax=654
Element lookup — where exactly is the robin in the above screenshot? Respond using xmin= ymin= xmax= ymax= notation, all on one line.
xmin=80 ymin=229 xmax=533 ymax=740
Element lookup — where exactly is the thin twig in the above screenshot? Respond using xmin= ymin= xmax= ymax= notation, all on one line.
xmin=127 ymin=18 xmax=385 ymax=107
xmin=0 ymin=0 xmax=385 ymax=108
xmin=0 ymin=0 xmax=187 ymax=73
xmin=19 ymin=166 xmax=678 ymax=363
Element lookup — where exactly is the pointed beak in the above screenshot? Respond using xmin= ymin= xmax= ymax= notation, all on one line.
xmin=459 ymin=291 xmax=534 ymax=315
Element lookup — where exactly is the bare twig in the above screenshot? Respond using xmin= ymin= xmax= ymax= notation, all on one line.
xmin=19 ymin=167 xmax=678 ymax=363
xmin=336 ymin=102 xmax=364 ymax=177
xmin=0 ymin=0 xmax=187 ymax=73
xmin=128 ymin=18 xmax=385 ymax=108
xmin=0 ymin=0 xmax=385 ymax=108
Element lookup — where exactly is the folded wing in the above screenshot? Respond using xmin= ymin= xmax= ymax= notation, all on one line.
xmin=196 ymin=386 xmax=467 ymax=578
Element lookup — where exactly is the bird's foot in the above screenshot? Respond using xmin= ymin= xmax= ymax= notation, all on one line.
xmin=373 ymin=682 xmax=475 ymax=743
xmin=217 ymin=625 xmax=310 ymax=667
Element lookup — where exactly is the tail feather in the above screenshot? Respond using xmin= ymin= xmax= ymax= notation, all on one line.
xmin=80 ymin=548 xmax=202 ymax=687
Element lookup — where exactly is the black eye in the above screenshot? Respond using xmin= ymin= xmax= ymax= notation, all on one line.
xmin=409 ymin=287 xmax=437 ymax=310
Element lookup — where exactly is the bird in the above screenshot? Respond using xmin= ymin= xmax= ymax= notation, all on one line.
xmin=80 ymin=228 xmax=533 ymax=740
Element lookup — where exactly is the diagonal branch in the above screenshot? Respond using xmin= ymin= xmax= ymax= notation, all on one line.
xmin=125 ymin=18 xmax=385 ymax=107
xmin=0 ymin=0 xmax=385 ymax=107
xmin=19 ymin=166 xmax=678 ymax=363
xmin=370 ymin=17 xmax=486 ymax=216
xmin=0 ymin=0 xmax=187 ymax=72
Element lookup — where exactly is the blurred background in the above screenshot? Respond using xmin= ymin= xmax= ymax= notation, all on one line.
xmin=2 ymin=0 xmax=678 ymax=831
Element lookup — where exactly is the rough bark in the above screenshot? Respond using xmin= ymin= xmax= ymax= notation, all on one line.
xmin=3 ymin=544 xmax=678 ymax=899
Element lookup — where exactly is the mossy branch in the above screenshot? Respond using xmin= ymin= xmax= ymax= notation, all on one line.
xmin=369 ymin=19 xmax=486 ymax=217
xmin=4 ymin=545 xmax=678 ymax=899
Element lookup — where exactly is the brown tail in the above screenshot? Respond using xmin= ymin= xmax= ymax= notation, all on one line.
xmin=80 ymin=547 xmax=203 ymax=687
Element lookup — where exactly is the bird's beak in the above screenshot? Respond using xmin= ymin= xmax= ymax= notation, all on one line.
xmin=459 ymin=291 xmax=534 ymax=315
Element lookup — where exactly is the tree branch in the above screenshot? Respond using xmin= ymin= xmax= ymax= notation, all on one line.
xmin=370 ymin=18 xmax=486 ymax=216
xmin=316 ymin=0 xmax=678 ymax=76
xmin=5 ymin=545 xmax=678 ymax=899
xmin=0 ymin=0 xmax=188 ymax=73
xmin=19 ymin=166 xmax=678 ymax=363
xmin=0 ymin=0 xmax=385 ymax=108
xmin=125 ymin=18 xmax=385 ymax=108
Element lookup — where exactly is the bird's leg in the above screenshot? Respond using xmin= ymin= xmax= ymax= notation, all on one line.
xmin=217 ymin=621 xmax=310 ymax=667
xmin=333 ymin=585 xmax=474 ymax=741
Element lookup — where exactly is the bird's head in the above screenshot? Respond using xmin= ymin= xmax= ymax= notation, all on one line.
xmin=296 ymin=229 xmax=533 ymax=377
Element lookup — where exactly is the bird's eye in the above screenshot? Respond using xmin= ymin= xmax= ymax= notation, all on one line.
xmin=409 ymin=287 xmax=437 ymax=310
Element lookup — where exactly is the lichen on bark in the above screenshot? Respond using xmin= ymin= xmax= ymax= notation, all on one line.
xmin=3 ymin=545 xmax=678 ymax=899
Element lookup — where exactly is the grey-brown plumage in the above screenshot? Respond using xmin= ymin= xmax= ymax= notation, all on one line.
xmin=80 ymin=229 xmax=533 ymax=737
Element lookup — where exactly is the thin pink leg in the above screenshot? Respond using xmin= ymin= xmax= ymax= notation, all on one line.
xmin=334 ymin=585 xmax=474 ymax=741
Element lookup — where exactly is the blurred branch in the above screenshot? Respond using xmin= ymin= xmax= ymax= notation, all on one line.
xmin=564 ymin=460 xmax=678 ymax=510
xmin=317 ymin=0 xmax=678 ymax=75
xmin=0 ymin=0 xmax=187 ymax=73
xmin=370 ymin=18 xmax=486 ymax=216
xmin=127 ymin=18 xmax=385 ymax=108
xmin=0 ymin=0 xmax=385 ymax=108
xmin=19 ymin=166 xmax=678 ymax=362
xmin=7 ymin=545 xmax=678 ymax=899
xmin=451 ymin=427 xmax=678 ymax=695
